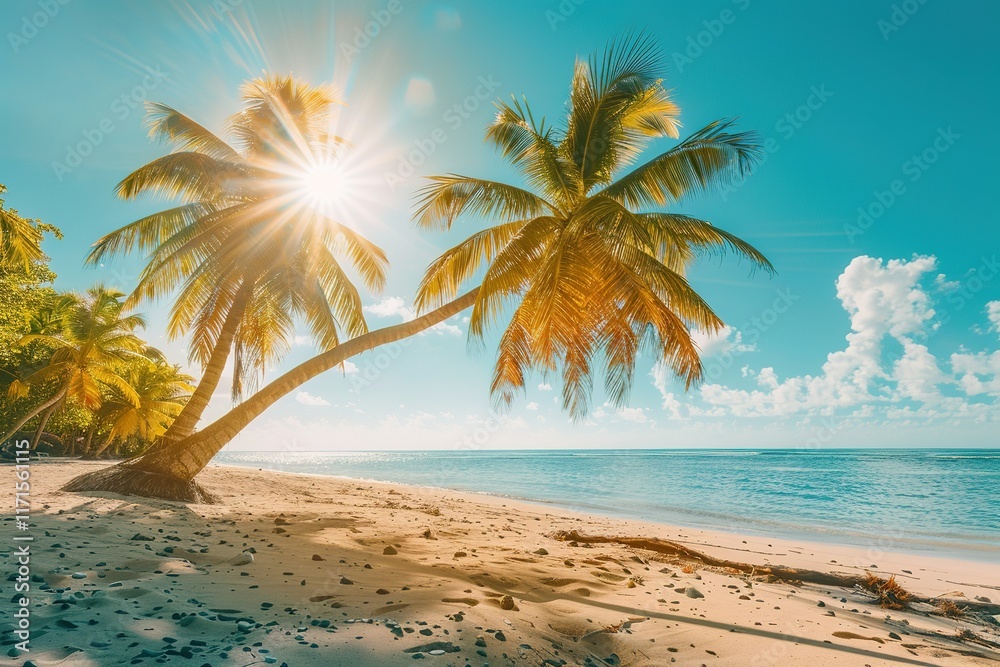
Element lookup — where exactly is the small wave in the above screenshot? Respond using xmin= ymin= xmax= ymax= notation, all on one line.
xmin=928 ymin=455 xmax=1000 ymax=460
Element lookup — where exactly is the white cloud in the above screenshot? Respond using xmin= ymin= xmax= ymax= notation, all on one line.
xmin=296 ymin=391 xmax=330 ymax=406
xmin=526 ymin=402 xmax=539 ymax=411
xmin=294 ymin=335 xmax=313 ymax=346
xmin=365 ymin=296 xmax=409 ymax=319
xmin=616 ymin=406 xmax=647 ymax=423
xmin=688 ymin=255 xmax=1000 ymax=419
xmin=893 ymin=342 xmax=948 ymax=403
xmin=364 ymin=296 xmax=462 ymax=336
xmin=538 ymin=383 xmax=552 ymax=391
xmin=691 ymin=325 xmax=755 ymax=358
xmin=340 ymin=361 xmax=359 ymax=375
xmin=951 ymin=350 xmax=1000 ymax=397
xmin=987 ymin=301 xmax=1000 ymax=337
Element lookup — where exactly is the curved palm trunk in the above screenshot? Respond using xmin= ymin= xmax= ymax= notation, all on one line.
xmin=0 ymin=386 xmax=67 ymax=445
xmin=157 ymin=279 xmax=254 ymax=446
xmin=63 ymin=289 xmax=479 ymax=502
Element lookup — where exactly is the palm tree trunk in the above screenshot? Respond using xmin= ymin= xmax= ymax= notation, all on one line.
xmin=63 ymin=289 xmax=479 ymax=502
xmin=90 ymin=437 xmax=115 ymax=459
xmin=0 ymin=386 xmax=67 ymax=445
xmin=81 ymin=425 xmax=96 ymax=457
xmin=31 ymin=403 xmax=58 ymax=450
xmin=158 ymin=279 xmax=254 ymax=445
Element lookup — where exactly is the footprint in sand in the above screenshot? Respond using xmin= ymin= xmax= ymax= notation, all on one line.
xmin=441 ymin=597 xmax=479 ymax=606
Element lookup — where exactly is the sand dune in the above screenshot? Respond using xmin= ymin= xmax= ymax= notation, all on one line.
xmin=5 ymin=460 xmax=1000 ymax=666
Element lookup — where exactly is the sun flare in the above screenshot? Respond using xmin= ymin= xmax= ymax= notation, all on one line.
xmin=300 ymin=161 xmax=347 ymax=208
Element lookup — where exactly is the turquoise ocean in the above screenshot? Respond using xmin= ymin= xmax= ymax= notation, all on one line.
xmin=214 ymin=449 xmax=1000 ymax=561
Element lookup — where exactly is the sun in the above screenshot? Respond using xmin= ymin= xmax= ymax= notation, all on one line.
xmin=300 ymin=161 xmax=346 ymax=209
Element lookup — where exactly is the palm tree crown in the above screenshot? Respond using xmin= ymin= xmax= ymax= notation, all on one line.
xmin=415 ymin=34 xmax=773 ymax=418
xmin=1 ymin=286 xmax=153 ymax=444
xmin=89 ymin=74 xmax=388 ymax=399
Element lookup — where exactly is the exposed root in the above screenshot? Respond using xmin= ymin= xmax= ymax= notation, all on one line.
xmin=62 ymin=463 xmax=220 ymax=504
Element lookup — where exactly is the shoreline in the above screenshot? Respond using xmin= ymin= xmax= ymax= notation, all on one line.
xmin=208 ymin=457 xmax=1000 ymax=564
xmin=9 ymin=460 xmax=1000 ymax=666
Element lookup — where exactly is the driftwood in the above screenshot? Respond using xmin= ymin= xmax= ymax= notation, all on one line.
xmin=550 ymin=529 xmax=1000 ymax=620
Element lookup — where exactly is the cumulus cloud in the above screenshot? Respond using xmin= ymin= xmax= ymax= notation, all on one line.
xmin=654 ymin=255 xmax=999 ymax=421
xmin=526 ymin=402 xmax=539 ymax=411
xmin=691 ymin=325 xmax=755 ymax=358
xmin=364 ymin=296 xmax=462 ymax=336
xmin=296 ymin=391 xmax=330 ymax=406
xmin=987 ymin=301 xmax=1000 ymax=337
xmin=538 ymin=383 xmax=552 ymax=391
xmin=616 ymin=406 xmax=648 ymax=423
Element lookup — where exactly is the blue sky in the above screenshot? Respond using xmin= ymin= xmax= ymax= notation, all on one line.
xmin=2 ymin=0 xmax=998 ymax=450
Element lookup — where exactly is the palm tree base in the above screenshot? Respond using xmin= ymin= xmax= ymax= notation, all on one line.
xmin=62 ymin=463 xmax=220 ymax=503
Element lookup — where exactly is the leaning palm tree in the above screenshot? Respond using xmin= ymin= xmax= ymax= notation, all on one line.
xmin=1 ymin=286 xmax=150 ymax=445
xmin=86 ymin=359 xmax=194 ymax=459
xmin=65 ymin=35 xmax=771 ymax=502
xmin=86 ymin=74 xmax=387 ymax=450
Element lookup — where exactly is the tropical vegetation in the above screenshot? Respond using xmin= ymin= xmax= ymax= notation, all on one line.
xmin=5 ymin=35 xmax=772 ymax=502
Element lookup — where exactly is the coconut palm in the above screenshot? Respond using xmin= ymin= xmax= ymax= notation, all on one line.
xmin=87 ymin=74 xmax=387 ymax=450
xmin=0 ymin=184 xmax=60 ymax=269
xmin=64 ymin=35 xmax=771 ymax=502
xmin=85 ymin=360 xmax=194 ymax=458
xmin=1 ymin=286 xmax=151 ymax=445
xmin=413 ymin=35 xmax=772 ymax=417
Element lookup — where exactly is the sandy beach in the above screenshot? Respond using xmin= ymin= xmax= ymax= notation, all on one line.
xmin=5 ymin=460 xmax=1000 ymax=667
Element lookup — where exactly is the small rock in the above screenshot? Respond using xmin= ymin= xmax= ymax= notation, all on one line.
xmin=383 ymin=546 xmax=398 ymax=555
xmin=685 ymin=588 xmax=704 ymax=599
xmin=534 ymin=548 xmax=549 ymax=555
xmin=340 ymin=577 xmax=353 ymax=585
xmin=889 ymin=632 xmax=901 ymax=640
xmin=130 ymin=533 xmax=154 ymax=541
xmin=499 ymin=595 xmax=515 ymax=610
xmin=311 ymin=554 xmax=325 ymax=561
xmin=228 ymin=551 xmax=254 ymax=566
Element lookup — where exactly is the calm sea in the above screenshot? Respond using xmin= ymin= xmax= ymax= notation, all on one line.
xmin=213 ymin=449 xmax=1000 ymax=561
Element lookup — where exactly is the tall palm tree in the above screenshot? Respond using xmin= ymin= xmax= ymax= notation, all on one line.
xmin=88 ymin=74 xmax=388 ymax=450
xmin=64 ymin=35 xmax=771 ymax=502
xmin=1 ymin=286 xmax=150 ymax=445
xmin=86 ymin=360 xmax=194 ymax=458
